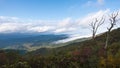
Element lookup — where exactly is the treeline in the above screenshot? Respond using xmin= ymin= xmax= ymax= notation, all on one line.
xmin=0 ymin=43 xmax=120 ymax=68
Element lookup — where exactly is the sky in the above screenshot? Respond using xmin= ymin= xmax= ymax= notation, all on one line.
xmin=0 ymin=0 xmax=120 ymax=38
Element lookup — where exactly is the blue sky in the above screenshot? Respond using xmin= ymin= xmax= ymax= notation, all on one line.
xmin=0 ymin=0 xmax=120 ymax=38
xmin=0 ymin=0 xmax=119 ymax=20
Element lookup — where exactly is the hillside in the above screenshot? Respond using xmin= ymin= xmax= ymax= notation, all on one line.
xmin=29 ymin=28 xmax=120 ymax=56
xmin=0 ymin=28 xmax=120 ymax=68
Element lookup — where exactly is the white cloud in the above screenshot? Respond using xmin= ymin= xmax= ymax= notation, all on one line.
xmin=54 ymin=27 xmax=76 ymax=33
xmin=58 ymin=18 xmax=71 ymax=27
xmin=0 ymin=9 xmax=119 ymax=38
xmin=54 ymin=34 xmax=91 ymax=43
xmin=53 ymin=18 xmax=76 ymax=33
xmin=77 ymin=9 xmax=110 ymax=27
xmin=0 ymin=23 xmax=18 ymax=33
xmin=27 ymin=26 xmax=53 ymax=33
xmin=0 ymin=16 xmax=19 ymax=23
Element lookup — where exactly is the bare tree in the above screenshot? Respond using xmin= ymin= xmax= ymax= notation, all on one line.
xmin=90 ymin=17 xmax=105 ymax=40
xmin=104 ymin=11 xmax=119 ymax=49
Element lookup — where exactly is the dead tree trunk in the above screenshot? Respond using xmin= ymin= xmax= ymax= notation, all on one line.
xmin=104 ymin=11 xmax=119 ymax=49
xmin=104 ymin=11 xmax=119 ymax=67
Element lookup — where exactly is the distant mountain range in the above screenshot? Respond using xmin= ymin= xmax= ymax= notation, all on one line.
xmin=0 ymin=33 xmax=69 ymax=51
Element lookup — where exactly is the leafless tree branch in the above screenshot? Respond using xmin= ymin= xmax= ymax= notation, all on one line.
xmin=90 ymin=16 xmax=105 ymax=40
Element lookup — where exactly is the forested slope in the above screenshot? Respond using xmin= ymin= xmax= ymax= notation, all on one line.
xmin=0 ymin=28 xmax=120 ymax=68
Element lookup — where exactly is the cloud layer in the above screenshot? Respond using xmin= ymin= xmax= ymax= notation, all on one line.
xmin=0 ymin=9 xmax=120 ymax=38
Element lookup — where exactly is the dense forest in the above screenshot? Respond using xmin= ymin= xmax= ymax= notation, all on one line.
xmin=0 ymin=27 xmax=120 ymax=68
